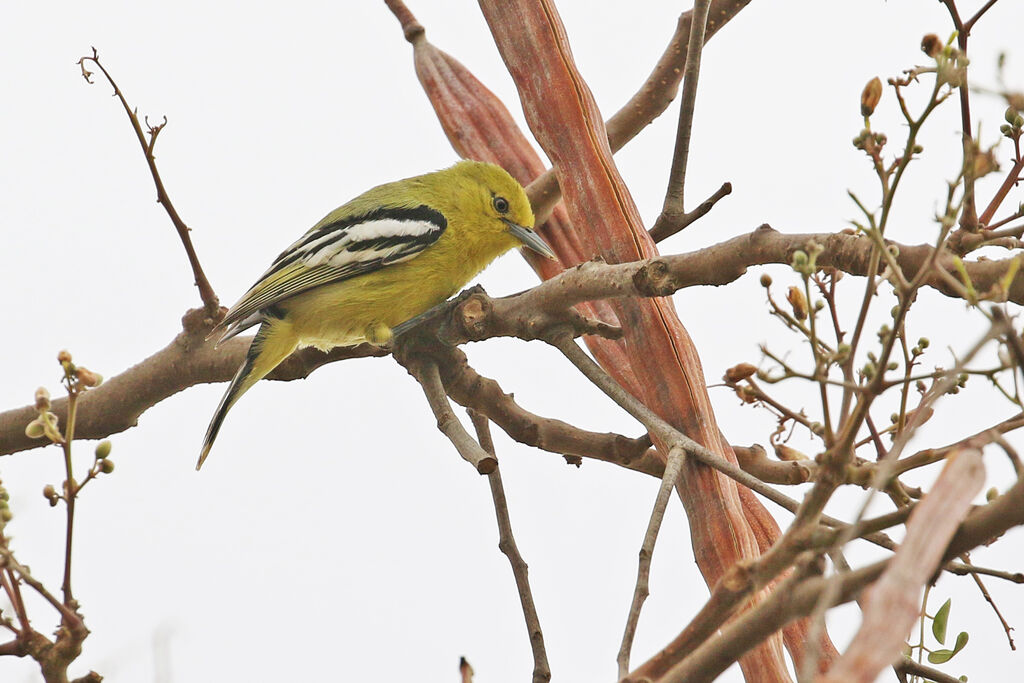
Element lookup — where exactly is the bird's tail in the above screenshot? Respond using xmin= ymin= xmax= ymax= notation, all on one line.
xmin=197 ymin=321 xmax=298 ymax=470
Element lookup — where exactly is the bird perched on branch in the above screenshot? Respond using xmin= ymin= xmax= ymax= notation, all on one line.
xmin=197 ymin=160 xmax=555 ymax=469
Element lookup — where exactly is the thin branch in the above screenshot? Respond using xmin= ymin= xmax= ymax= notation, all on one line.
xmin=411 ymin=361 xmax=496 ymax=474
xmin=979 ymin=155 xmax=1024 ymax=226
xmin=894 ymin=656 xmax=969 ymax=683
xmin=650 ymin=0 xmax=713 ymax=234
xmin=0 ymin=548 xmax=82 ymax=628
xmin=964 ymin=0 xmax=1002 ymax=32
xmin=961 ymin=552 xmax=1017 ymax=649
xmin=525 ymin=1 xmax=753 ymax=222
xmin=459 ymin=656 xmax=474 ymax=683
xmin=617 ymin=446 xmax=685 ymax=679
xmin=78 ymin=49 xmax=219 ymax=314
xmin=649 ymin=182 xmax=732 ymax=243
xmin=469 ymin=411 xmax=550 ymax=683
xmin=60 ymin=390 xmax=78 ymax=606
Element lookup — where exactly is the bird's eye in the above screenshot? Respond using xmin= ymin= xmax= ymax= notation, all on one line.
xmin=492 ymin=196 xmax=510 ymax=214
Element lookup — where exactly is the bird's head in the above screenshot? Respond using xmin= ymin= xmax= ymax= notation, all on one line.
xmin=454 ymin=160 xmax=557 ymax=260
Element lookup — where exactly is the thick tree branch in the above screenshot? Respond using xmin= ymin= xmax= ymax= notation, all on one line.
xmin=821 ymin=448 xmax=985 ymax=682
xmin=0 ymin=310 xmax=384 ymax=456
xmin=6 ymin=223 xmax=1021 ymax=456
xmin=643 ymin=464 xmax=1024 ymax=683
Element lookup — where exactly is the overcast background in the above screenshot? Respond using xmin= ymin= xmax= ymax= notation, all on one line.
xmin=3 ymin=1 xmax=1022 ymax=681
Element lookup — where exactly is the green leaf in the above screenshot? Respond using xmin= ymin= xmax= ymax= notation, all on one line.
xmin=928 ymin=649 xmax=954 ymax=664
xmin=933 ymin=599 xmax=951 ymax=644
xmin=952 ymin=631 xmax=969 ymax=655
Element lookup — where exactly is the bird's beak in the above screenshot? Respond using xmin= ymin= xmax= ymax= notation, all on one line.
xmin=503 ymin=219 xmax=557 ymax=260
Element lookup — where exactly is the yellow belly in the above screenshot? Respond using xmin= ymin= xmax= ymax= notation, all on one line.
xmin=277 ymin=248 xmax=493 ymax=349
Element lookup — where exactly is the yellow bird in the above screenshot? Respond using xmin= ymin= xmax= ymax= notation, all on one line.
xmin=198 ymin=160 xmax=554 ymax=469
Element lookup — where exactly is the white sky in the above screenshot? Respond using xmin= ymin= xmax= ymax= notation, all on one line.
xmin=2 ymin=1 xmax=1023 ymax=681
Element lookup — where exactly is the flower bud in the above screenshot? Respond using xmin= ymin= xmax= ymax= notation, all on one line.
xmin=25 ymin=419 xmax=45 ymax=439
xmin=100 ymin=459 xmax=115 ymax=474
xmin=986 ymin=487 xmax=999 ymax=502
xmin=94 ymin=440 xmax=112 ymax=459
xmin=35 ymin=387 xmax=51 ymax=411
xmin=724 ymin=363 xmax=758 ymax=383
xmin=760 ymin=273 xmax=773 ymax=288
xmin=775 ymin=444 xmax=808 ymax=461
xmin=57 ymin=349 xmax=72 ymax=364
xmin=787 ymin=286 xmax=808 ymax=320
xmin=76 ymin=367 xmax=103 ymax=388
xmin=860 ymin=76 xmax=883 ymax=117
xmin=921 ymin=34 xmax=942 ymax=58
xmin=43 ymin=484 xmax=58 ymax=502
xmin=972 ymin=149 xmax=999 ymax=179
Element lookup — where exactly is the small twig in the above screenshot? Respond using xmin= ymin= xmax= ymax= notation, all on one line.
xmin=993 ymin=432 xmax=1023 ymax=476
xmin=617 ymin=446 xmax=686 ymax=679
xmin=60 ymin=389 xmax=79 ymax=607
xmin=78 ymin=49 xmax=219 ymax=315
xmin=412 ymin=361 xmax=496 ymax=474
xmin=1 ymin=568 xmax=29 ymax=635
xmin=964 ymin=0 xmax=1002 ymax=32
xmin=979 ymin=155 xmax=1024 ymax=226
xmin=895 ymin=655 xmax=970 ymax=683
xmin=939 ymin=0 xmax=979 ymax=230
xmin=0 ymin=547 xmax=82 ymax=628
xmin=459 ymin=656 xmax=474 ymax=683
xmin=649 ymin=182 xmax=732 ymax=242
xmin=469 ymin=411 xmax=550 ymax=683
xmin=649 ymin=0 xmax=712 ymax=236
xmin=961 ymin=552 xmax=1017 ymax=649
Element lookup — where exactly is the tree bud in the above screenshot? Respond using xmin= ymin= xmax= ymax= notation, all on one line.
xmin=860 ymin=77 xmax=882 ymax=117
xmin=775 ymin=444 xmax=808 ymax=461
xmin=921 ymin=34 xmax=942 ymax=58
xmin=35 ymin=387 xmax=51 ymax=410
xmin=724 ymin=363 xmax=758 ymax=383
xmin=94 ymin=440 xmax=112 ymax=459
xmin=76 ymin=367 xmax=103 ymax=387
xmin=25 ymin=419 xmax=45 ymax=439
xmin=787 ymin=286 xmax=808 ymax=320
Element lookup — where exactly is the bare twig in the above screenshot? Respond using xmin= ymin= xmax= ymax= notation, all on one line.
xmin=60 ymin=390 xmax=78 ymax=606
xmin=979 ymin=155 xmax=1024 ymax=226
xmin=0 ymin=548 xmax=82 ymax=628
xmin=411 ymin=360 xmax=496 ymax=474
xmin=617 ymin=446 xmax=685 ymax=678
xmin=895 ymin=656 xmax=970 ymax=683
xmin=649 ymin=182 xmax=732 ymax=243
xmin=650 ymin=0 xmax=712 ymax=236
xmin=961 ymin=552 xmax=1017 ymax=650
xmin=469 ymin=411 xmax=550 ymax=683
xmin=78 ymin=49 xmax=219 ymax=315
